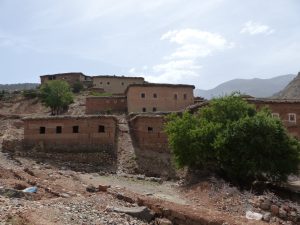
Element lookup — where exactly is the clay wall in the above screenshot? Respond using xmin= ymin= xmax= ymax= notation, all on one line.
xmin=86 ymin=96 xmax=127 ymax=114
xmin=40 ymin=73 xmax=92 ymax=87
xmin=249 ymin=99 xmax=300 ymax=139
xmin=23 ymin=116 xmax=117 ymax=154
xmin=92 ymin=76 xmax=145 ymax=94
xmin=126 ymin=84 xmax=194 ymax=113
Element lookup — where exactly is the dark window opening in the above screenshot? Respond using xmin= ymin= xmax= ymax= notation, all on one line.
xmin=39 ymin=127 xmax=45 ymax=134
xmin=183 ymin=94 xmax=187 ymax=100
xmin=141 ymin=93 xmax=145 ymax=98
xmin=56 ymin=126 xmax=62 ymax=134
xmin=153 ymin=107 xmax=157 ymax=112
xmin=153 ymin=93 xmax=157 ymax=98
xmin=121 ymin=82 xmax=124 ymax=86
xmin=100 ymin=82 xmax=103 ymax=84
xmin=148 ymin=127 xmax=153 ymax=132
xmin=174 ymin=94 xmax=178 ymax=100
xmin=73 ymin=126 xmax=79 ymax=133
xmin=98 ymin=125 xmax=105 ymax=133
xmin=107 ymin=82 xmax=110 ymax=85
xmin=142 ymin=107 xmax=146 ymax=112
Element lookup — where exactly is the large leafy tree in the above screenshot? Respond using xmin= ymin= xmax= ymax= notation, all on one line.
xmin=40 ymin=80 xmax=73 ymax=115
xmin=165 ymin=94 xmax=300 ymax=184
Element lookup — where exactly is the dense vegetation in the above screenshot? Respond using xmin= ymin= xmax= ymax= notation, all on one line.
xmin=40 ymin=80 xmax=73 ymax=115
xmin=165 ymin=94 xmax=300 ymax=185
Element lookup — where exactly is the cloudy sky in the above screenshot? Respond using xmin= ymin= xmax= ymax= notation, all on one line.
xmin=0 ymin=0 xmax=299 ymax=89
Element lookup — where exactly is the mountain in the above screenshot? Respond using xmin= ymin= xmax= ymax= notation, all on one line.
xmin=195 ymin=74 xmax=296 ymax=99
xmin=273 ymin=72 xmax=300 ymax=99
xmin=0 ymin=83 xmax=39 ymax=91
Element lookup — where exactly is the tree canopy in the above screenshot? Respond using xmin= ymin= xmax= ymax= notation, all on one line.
xmin=165 ymin=94 xmax=300 ymax=184
xmin=40 ymin=80 xmax=73 ymax=115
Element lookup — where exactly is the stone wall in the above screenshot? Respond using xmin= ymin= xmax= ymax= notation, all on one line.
xmin=126 ymin=84 xmax=194 ymax=113
xmin=23 ymin=115 xmax=117 ymax=155
xmin=86 ymin=96 xmax=127 ymax=114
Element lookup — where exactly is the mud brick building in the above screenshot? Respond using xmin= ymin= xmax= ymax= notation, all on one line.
xmin=85 ymin=96 xmax=127 ymax=114
xmin=92 ymin=75 xmax=145 ymax=94
xmin=23 ymin=115 xmax=117 ymax=154
xmin=247 ymin=98 xmax=300 ymax=138
xmin=40 ymin=72 xmax=93 ymax=88
xmin=126 ymin=83 xmax=195 ymax=113
xmin=129 ymin=114 xmax=169 ymax=152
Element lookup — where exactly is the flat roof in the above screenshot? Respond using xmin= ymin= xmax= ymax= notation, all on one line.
xmin=23 ymin=115 xmax=117 ymax=121
xmin=40 ymin=72 xmax=88 ymax=77
xmin=125 ymin=83 xmax=195 ymax=94
xmin=93 ymin=75 xmax=144 ymax=79
xmin=246 ymin=98 xmax=300 ymax=104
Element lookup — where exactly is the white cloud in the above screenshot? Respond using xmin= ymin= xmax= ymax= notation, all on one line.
xmin=240 ymin=21 xmax=274 ymax=35
xmin=137 ymin=28 xmax=233 ymax=83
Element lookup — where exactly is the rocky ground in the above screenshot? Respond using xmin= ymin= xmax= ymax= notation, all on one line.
xmin=1 ymin=95 xmax=300 ymax=224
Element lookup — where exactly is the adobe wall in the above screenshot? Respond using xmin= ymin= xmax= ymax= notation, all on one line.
xmin=40 ymin=73 xmax=92 ymax=88
xmin=86 ymin=96 xmax=127 ymax=114
xmin=129 ymin=115 xmax=177 ymax=178
xmin=249 ymin=100 xmax=300 ymax=139
xmin=92 ymin=76 xmax=145 ymax=94
xmin=23 ymin=116 xmax=117 ymax=155
xmin=127 ymin=85 xmax=194 ymax=113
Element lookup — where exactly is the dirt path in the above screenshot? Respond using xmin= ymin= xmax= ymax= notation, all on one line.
xmin=79 ymin=173 xmax=187 ymax=205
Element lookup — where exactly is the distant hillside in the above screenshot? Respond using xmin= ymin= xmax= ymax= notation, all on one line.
xmin=0 ymin=83 xmax=39 ymax=91
xmin=195 ymin=74 xmax=296 ymax=99
xmin=273 ymin=72 xmax=300 ymax=99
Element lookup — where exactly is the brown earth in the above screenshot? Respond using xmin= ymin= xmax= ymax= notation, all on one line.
xmin=0 ymin=93 xmax=299 ymax=225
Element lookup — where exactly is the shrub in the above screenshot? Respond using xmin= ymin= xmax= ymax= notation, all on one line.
xmin=72 ymin=81 xmax=84 ymax=93
xmin=22 ymin=89 xmax=39 ymax=99
xmin=165 ymin=94 xmax=300 ymax=185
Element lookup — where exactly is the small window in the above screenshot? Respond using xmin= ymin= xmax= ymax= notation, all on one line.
xmin=148 ymin=127 xmax=153 ymax=132
xmin=142 ymin=107 xmax=146 ymax=112
xmin=183 ymin=94 xmax=187 ymax=100
xmin=153 ymin=107 xmax=157 ymax=112
xmin=289 ymin=113 xmax=296 ymax=123
xmin=174 ymin=94 xmax=178 ymax=100
xmin=73 ymin=126 xmax=79 ymax=133
xmin=56 ymin=126 xmax=62 ymax=134
xmin=141 ymin=93 xmax=145 ymax=98
xmin=121 ymin=82 xmax=124 ymax=86
xmin=153 ymin=93 xmax=157 ymax=98
xmin=39 ymin=127 xmax=45 ymax=134
xmin=272 ymin=113 xmax=279 ymax=118
xmin=100 ymin=82 xmax=103 ymax=85
xmin=107 ymin=82 xmax=110 ymax=85
xmin=98 ymin=125 xmax=105 ymax=133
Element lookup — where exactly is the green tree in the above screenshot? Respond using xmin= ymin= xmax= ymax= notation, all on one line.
xmin=72 ymin=81 xmax=84 ymax=93
xmin=165 ymin=94 xmax=300 ymax=184
xmin=40 ymin=80 xmax=73 ymax=115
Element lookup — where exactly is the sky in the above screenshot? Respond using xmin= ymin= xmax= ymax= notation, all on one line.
xmin=0 ymin=0 xmax=299 ymax=89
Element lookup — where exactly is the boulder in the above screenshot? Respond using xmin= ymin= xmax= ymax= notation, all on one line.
xmin=155 ymin=218 xmax=173 ymax=225
xmin=86 ymin=184 xmax=97 ymax=193
xmin=246 ymin=211 xmax=263 ymax=220
xmin=113 ymin=206 xmax=154 ymax=222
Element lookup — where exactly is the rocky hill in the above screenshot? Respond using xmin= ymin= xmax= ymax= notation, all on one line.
xmin=195 ymin=74 xmax=295 ymax=99
xmin=273 ymin=72 xmax=300 ymax=99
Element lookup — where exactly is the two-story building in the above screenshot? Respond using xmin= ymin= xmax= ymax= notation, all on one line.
xmin=125 ymin=83 xmax=195 ymax=113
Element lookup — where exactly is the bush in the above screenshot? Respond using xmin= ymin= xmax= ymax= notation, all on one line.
xmin=22 ymin=89 xmax=39 ymax=99
xmin=72 ymin=81 xmax=84 ymax=93
xmin=40 ymin=80 xmax=73 ymax=115
xmin=165 ymin=94 xmax=300 ymax=185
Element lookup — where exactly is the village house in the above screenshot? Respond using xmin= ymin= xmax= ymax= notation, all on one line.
xmin=40 ymin=72 xmax=93 ymax=88
xmin=92 ymin=75 xmax=145 ymax=94
xmin=85 ymin=96 xmax=127 ymax=114
xmin=126 ymin=83 xmax=195 ymax=113
xmin=23 ymin=115 xmax=117 ymax=154
xmin=247 ymin=98 xmax=300 ymax=139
